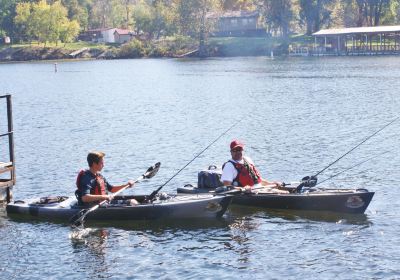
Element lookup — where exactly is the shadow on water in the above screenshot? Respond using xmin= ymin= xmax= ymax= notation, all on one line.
xmin=3 ymin=203 xmax=371 ymax=231
xmin=82 ymin=217 xmax=232 ymax=231
xmin=4 ymin=210 xmax=233 ymax=232
xmin=228 ymin=205 xmax=372 ymax=226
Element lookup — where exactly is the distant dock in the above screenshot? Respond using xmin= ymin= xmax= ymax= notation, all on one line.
xmin=291 ymin=25 xmax=400 ymax=57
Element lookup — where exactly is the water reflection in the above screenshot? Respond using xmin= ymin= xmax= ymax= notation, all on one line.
xmin=70 ymin=228 xmax=109 ymax=277
xmin=0 ymin=206 xmax=8 ymax=227
xmin=226 ymin=217 xmax=259 ymax=267
xmin=228 ymin=205 xmax=372 ymax=226
xmin=5 ymin=209 xmax=233 ymax=231
xmin=83 ymin=217 xmax=232 ymax=232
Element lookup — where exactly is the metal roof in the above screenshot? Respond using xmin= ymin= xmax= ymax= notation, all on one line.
xmin=114 ymin=28 xmax=134 ymax=35
xmin=313 ymin=25 xmax=400 ymax=36
xmin=207 ymin=10 xmax=259 ymax=19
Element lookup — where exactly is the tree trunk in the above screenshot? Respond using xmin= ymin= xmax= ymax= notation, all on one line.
xmin=374 ymin=1 xmax=384 ymax=26
xmin=198 ymin=7 xmax=207 ymax=58
xmin=125 ymin=1 xmax=130 ymax=29
xmin=356 ymin=2 xmax=364 ymax=27
xmin=306 ymin=19 xmax=313 ymax=35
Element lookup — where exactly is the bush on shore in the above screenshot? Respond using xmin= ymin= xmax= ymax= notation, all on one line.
xmin=117 ymin=39 xmax=147 ymax=58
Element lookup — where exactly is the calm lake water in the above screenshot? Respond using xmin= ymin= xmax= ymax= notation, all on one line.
xmin=0 ymin=56 xmax=399 ymax=279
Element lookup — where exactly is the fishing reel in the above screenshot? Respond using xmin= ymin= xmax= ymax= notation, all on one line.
xmin=155 ymin=192 xmax=170 ymax=201
xmin=295 ymin=175 xmax=318 ymax=193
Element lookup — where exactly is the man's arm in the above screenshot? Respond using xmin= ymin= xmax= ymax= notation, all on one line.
xmin=221 ymin=162 xmax=236 ymax=186
xmin=82 ymin=194 xmax=110 ymax=203
xmin=110 ymin=180 xmax=135 ymax=192
xmin=261 ymin=179 xmax=282 ymax=187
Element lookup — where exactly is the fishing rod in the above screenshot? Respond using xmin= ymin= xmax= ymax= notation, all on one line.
xmin=146 ymin=120 xmax=242 ymax=201
xmin=313 ymin=116 xmax=399 ymax=178
xmin=295 ymin=117 xmax=398 ymax=192
xmin=316 ymin=150 xmax=390 ymax=186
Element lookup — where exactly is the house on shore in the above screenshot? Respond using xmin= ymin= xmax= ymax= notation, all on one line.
xmin=113 ymin=29 xmax=135 ymax=43
xmin=311 ymin=25 xmax=400 ymax=56
xmin=79 ymin=28 xmax=135 ymax=43
xmin=207 ymin=10 xmax=267 ymax=37
xmin=0 ymin=36 xmax=11 ymax=44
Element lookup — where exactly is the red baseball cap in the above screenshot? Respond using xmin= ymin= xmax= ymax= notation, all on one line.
xmin=230 ymin=140 xmax=244 ymax=150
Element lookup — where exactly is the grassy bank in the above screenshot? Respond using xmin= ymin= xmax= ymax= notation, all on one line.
xmin=208 ymin=36 xmax=285 ymax=56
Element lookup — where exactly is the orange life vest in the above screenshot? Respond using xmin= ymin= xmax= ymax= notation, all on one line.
xmin=225 ymin=159 xmax=262 ymax=187
xmin=76 ymin=169 xmax=106 ymax=195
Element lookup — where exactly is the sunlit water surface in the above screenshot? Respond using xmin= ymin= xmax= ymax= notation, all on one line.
xmin=0 ymin=56 xmax=399 ymax=279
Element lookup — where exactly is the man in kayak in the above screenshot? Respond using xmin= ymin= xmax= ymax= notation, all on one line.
xmin=221 ymin=140 xmax=282 ymax=191
xmin=76 ymin=151 xmax=138 ymax=205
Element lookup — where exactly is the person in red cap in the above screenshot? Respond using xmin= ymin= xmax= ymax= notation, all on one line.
xmin=221 ymin=140 xmax=282 ymax=190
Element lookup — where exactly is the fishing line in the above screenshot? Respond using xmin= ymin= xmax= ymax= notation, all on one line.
xmin=314 ymin=116 xmax=399 ymax=177
xmin=316 ymin=150 xmax=390 ymax=185
xmin=147 ymin=120 xmax=242 ymax=200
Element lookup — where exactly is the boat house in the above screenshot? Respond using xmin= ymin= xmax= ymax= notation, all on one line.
xmin=312 ymin=25 xmax=400 ymax=56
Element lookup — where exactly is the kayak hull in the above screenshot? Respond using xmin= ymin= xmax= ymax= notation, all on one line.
xmin=177 ymin=186 xmax=374 ymax=214
xmin=232 ymin=190 xmax=374 ymax=214
xmin=6 ymin=194 xmax=232 ymax=222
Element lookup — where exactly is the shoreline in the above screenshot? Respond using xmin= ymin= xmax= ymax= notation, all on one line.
xmin=0 ymin=38 xmax=285 ymax=63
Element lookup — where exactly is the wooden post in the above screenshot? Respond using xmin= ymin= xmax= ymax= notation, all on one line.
xmin=383 ymin=33 xmax=386 ymax=53
xmin=356 ymin=35 xmax=359 ymax=55
xmin=369 ymin=34 xmax=374 ymax=55
xmin=314 ymin=36 xmax=317 ymax=53
xmin=351 ymin=36 xmax=354 ymax=54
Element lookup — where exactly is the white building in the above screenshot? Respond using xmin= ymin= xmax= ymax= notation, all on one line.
xmin=80 ymin=28 xmax=135 ymax=43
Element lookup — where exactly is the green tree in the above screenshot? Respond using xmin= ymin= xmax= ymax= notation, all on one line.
xmin=299 ymin=0 xmax=331 ymax=34
xmin=121 ymin=0 xmax=136 ymax=28
xmin=132 ymin=1 xmax=153 ymax=34
xmin=47 ymin=1 xmax=70 ymax=45
xmin=89 ymin=0 xmax=112 ymax=28
xmin=60 ymin=19 xmax=80 ymax=45
xmin=382 ymin=0 xmax=400 ymax=24
xmin=355 ymin=0 xmax=391 ymax=26
xmin=61 ymin=0 xmax=90 ymax=30
xmin=131 ymin=1 xmax=177 ymax=38
xmin=328 ymin=0 xmax=358 ymax=27
xmin=15 ymin=0 xmax=80 ymax=45
xmin=15 ymin=1 xmax=35 ymax=42
xmin=151 ymin=1 xmax=177 ymax=38
xmin=263 ymin=0 xmax=293 ymax=37
xmin=89 ymin=0 xmax=127 ymax=28
xmin=174 ymin=0 xmax=221 ymax=56
xmin=222 ymin=0 xmax=257 ymax=10
xmin=0 ymin=0 xmax=17 ymax=38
